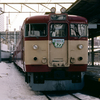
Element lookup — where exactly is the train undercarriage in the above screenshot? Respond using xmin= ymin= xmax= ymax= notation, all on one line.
xmin=25 ymin=71 xmax=85 ymax=91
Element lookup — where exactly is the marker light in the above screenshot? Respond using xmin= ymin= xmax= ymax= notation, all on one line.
xmin=70 ymin=57 xmax=76 ymax=63
xmin=33 ymin=45 xmax=38 ymax=50
xmin=41 ymin=57 xmax=47 ymax=64
xmin=50 ymin=7 xmax=56 ymax=13
xmin=60 ymin=7 xmax=66 ymax=13
xmin=77 ymin=44 xmax=83 ymax=50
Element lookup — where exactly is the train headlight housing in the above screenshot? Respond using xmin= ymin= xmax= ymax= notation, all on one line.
xmin=50 ymin=7 xmax=56 ymax=13
xmin=60 ymin=7 xmax=66 ymax=13
xmin=33 ymin=45 xmax=38 ymax=50
xmin=41 ymin=57 xmax=47 ymax=64
xmin=77 ymin=44 xmax=83 ymax=50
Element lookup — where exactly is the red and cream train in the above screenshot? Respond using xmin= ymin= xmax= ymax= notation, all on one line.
xmin=13 ymin=7 xmax=88 ymax=91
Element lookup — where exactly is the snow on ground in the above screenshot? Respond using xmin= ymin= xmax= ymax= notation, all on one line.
xmin=0 ymin=62 xmax=47 ymax=100
xmin=73 ymin=93 xmax=100 ymax=100
xmin=0 ymin=62 xmax=100 ymax=100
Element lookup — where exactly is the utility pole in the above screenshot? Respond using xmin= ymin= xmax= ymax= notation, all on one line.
xmin=0 ymin=33 xmax=1 ymax=62
xmin=0 ymin=7 xmax=2 ymax=62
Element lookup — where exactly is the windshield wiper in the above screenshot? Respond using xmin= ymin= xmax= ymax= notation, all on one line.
xmin=76 ymin=31 xmax=81 ymax=38
xmin=71 ymin=28 xmax=81 ymax=38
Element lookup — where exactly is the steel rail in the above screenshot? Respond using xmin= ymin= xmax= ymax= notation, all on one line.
xmin=69 ymin=93 xmax=82 ymax=100
xmin=42 ymin=92 xmax=51 ymax=100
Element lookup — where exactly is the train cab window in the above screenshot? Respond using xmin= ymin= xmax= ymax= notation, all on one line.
xmin=25 ymin=24 xmax=47 ymax=37
xmin=70 ymin=24 xmax=87 ymax=38
xmin=50 ymin=24 xmax=67 ymax=37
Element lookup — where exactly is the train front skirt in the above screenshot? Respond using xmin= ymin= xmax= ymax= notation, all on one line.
xmin=28 ymin=72 xmax=85 ymax=91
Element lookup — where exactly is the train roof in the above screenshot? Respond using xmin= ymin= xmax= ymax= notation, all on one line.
xmin=24 ymin=15 xmax=49 ymax=24
xmin=24 ymin=14 xmax=87 ymax=24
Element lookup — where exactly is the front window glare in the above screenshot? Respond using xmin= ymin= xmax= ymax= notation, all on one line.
xmin=50 ymin=24 xmax=67 ymax=37
xmin=25 ymin=24 xmax=46 ymax=37
xmin=70 ymin=24 xmax=87 ymax=38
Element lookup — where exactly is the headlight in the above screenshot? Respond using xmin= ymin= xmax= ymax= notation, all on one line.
xmin=33 ymin=45 xmax=38 ymax=50
xmin=50 ymin=7 xmax=56 ymax=13
xmin=77 ymin=44 xmax=83 ymax=50
xmin=60 ymin=7 xmax=66 ymax=13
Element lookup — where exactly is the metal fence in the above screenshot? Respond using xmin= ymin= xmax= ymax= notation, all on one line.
xmin=88 ymin=37 xmax=100 ymax=66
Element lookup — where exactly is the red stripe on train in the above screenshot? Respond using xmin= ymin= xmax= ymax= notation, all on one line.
xmin=25 ymin=37 xmax=88 ymax=41
xmin=25 ymin=64 xmax=87 ymax=72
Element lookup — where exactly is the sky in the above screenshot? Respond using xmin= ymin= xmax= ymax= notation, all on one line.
xmin=0 ymin=0 xmax=76 ymax=31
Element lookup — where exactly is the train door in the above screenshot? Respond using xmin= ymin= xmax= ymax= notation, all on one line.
xmin=48 ymin=22 xmax=70 ymax=67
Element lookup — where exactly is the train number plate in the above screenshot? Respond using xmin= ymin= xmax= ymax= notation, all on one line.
xmin=52 ymin=39 xmax=64 ymax=48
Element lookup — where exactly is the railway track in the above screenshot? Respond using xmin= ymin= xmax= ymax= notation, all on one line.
xmin=42 ymin=91 xmax=100 ymax=100
xmin=68 ymin=93 xmax=81 ymax=100
xmin=43 ymin=92 xmax=82 ymax=100
xmin=42 ymin=92 xmax=51 ymax=100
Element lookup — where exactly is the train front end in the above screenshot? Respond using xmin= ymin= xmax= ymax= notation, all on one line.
xmin=24 ymin=8 xmax=88 ymax=91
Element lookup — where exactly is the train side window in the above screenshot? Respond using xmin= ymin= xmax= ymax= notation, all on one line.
xmin=25 ymin=24 xmax=29 ymax=36
xmin=25 ymin=24 xmax=47 ymax=37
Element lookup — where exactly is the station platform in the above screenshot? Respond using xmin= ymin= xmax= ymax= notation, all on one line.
xmin=85 ymin=66 xmax=100 ymax=82
xmin=84 ymin=66 xmax=100 ymax=90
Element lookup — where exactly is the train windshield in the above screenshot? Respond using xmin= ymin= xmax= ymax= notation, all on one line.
xmin=50 ymin=23 xmax=67 ymax=37
xmin=70 ymin=24 xmax=87 ymax=38
xmin=25 ymin=24 xmax=47 ymax=37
